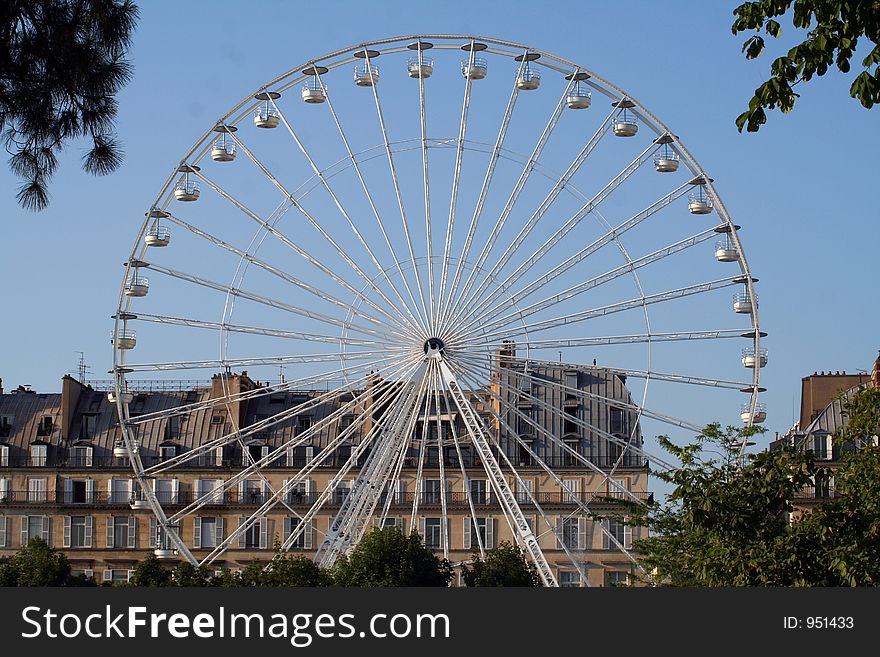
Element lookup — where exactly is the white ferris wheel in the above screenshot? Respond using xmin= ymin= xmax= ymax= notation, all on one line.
xmin=112 ymin=35 xmax=765 ymax=586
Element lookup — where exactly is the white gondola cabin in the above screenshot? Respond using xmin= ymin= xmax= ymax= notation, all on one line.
xmin=301 ymin=67 xmax=328 ymax=103
xmin=715 ymin=238 xmax=739 ymax=262
xmin=354 ymin=63 xmax=379 ymax=86
xmin=124 ymin=273 xmax=149 ymax=298
xmin=253 ymin=91 xmax=281 ymax=128
xmin=612 ymin=100 xmax=638 ymax=137
xmin=741 ymin=347 xmax=768 ymax=368
xmin=113 ymin=329 xmax=137 ymax=350
xmin=407 ymin=56 xmax=433 ymax=78
xmin=653 ymin=135 xmax=679 ymax=172
xmin=688 ymin=184 xmax=713 ymax=214
xmin=733 ymin=292 xmax=757 ymax=314
xmin=741 ymin=403 xmax=767 ymax=424
xmin=211 ymin=125 xmax=237 ymax=161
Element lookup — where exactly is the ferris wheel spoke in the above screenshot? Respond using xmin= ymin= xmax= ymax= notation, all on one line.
xmin=260 ymin=102 xmax=425 ymax=338
xmin=446 ymin=183 xmax=695 ymax=340
xmin=315 ymin=70 xmax=429 ymax=336
xmin=189 ymin=170 xmax=420 ymax=340
xmin=456 ymin=329 xmax=751 ymax=353
xmin=436 ymin=43 xmax=477 ymax=338
xmin=461 ymin=351 xmax=709 ymax=435
xmin=168 ymin=357 xmax=424 ymax=528
xmin=449 ymin=361 xmax=649 ymax=577
xmin=319 ymin=360 xmax=432 ymax=563
xmin=447 ymin=137 xmax=661 ymax=335
xmin=473 ymin=274 xmax=749 ymax=345
xmin=144 ymin=370 xmax=383 ymax=478
xmin=363 ymin=48 xmax=431 ymax=330
xmin=434 ymin=368 xmax=487 ymax=558
xmin=161 ymin=211 xmax=414 ymax=338
xmin=446 ymin=70 xmax=574 ymax=326
xmin=409 ymin=361 xmax=437 ymax=533
xmin=452 ymin=224 xmax=722 ymax=340
xmin=451 ymin=356 xmax=673 ymax=477
xmin=131 ymin=312 xmax=397 ymax=349
xmin=443 ymin=56 xmax=525 ymax=331
xmin=125 ymin=356 xmax=392 ymax=428
xmin=118 ymin=348 xmax=406 ymax=373
xmin=141 ymin=260 xmax=395 ymax=341
xmin=413 ymin=43 xmax=438 ymax=332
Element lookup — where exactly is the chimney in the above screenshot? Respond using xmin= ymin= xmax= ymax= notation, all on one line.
xmin=0 ymin=378 xmax=3 ymax=395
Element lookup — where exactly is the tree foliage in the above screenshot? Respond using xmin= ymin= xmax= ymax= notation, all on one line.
xmin=731 ymin=1 xmax=880 ymax=131
xmin=0 ymin=537 xmax=74 ymax=586
xmin=461 ymin=542 xmax=542 ymax=587
xmin=631 ymin=422 xmax=880 ymax=586
xmin=128 ymin=553 xmax=172 ymax=586
xmin=839 ymin=383 xmax=880 ymax=445
xmin=0 ymin=0 xmax=139 ymax=210
xmin=332 ymin=526 xmax=453 ymax=587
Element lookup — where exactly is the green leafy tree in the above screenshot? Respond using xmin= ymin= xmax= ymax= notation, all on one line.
xmin=0 ymin=537 xmax=72 ymax=586
xmin=732 ymin=1 xmax=879 ymax=131
xmin=127 ymin=553 xmax=172 ymax=587
xmin=632 ymin=422 xmax=880 ymax=586
xmin=461 ymin=542 xmax=542 ymax=587
xmin=1 ymin=0 xmax=139 ymax=210
xmin=332 ymin=526 xmax=453 ymax=587
xmin=839 ymin=383 xmax=880 ymax=446
xmin=171 ymin=561 xmax=212 ymax=587
xmin=262 ymin=541 xmax=332 ymax=586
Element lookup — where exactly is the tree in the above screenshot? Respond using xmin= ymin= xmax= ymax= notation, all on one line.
xmin=0 ymin=537 xmax=72 ymax=586
xmin=731 ymin=1 xmax=879 ymax=131
xmin=1 ymin=0 xmax=139 ymax=210
xmin=262 ymin=542 xmax=332 ymax=587
xmin=461 ymin=542 xmax=542 ymax=587
xmin=332 ymin=526 xmax=453 ymax=587
xmin=631 ymin=422 xmax=880 ymax=586
xmin=839 ymin=383 xmax=880 ymax=446
xmin=171 ymin=561 xmax=212 ymax=587
xmin=127 ymin=553 xmax=172 ymax=586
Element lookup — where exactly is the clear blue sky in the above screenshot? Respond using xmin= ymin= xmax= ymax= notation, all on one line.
xmin=0 ymin=0 xmax=877 ymax=448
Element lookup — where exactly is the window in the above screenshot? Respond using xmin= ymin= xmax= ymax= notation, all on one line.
xmin=463 ymin=517 xmax=495 ymax=550
xmin=422 ymin=479 xmax=442 ymax=504
xmin=0 ymin=478 xmax=9 ymax=502
xmin=108 ymin=479 xmax=131 ymax=504
xmin=606 ymin=571 xmax=631 ymax=587
xmin=37 ymin=416 xmax=53 ymax=437
xmin=283 ymin=517 xmax=313 ymax=549
xmin=563 ymin=406 xmax=578 ymax=434
xmin=29 ymin=444 xmax=48 ymax=467
xmin=517 ymin=439 xmax=534 ymax=467
xmin=195 ymin=479 xmax=224 ymax=504
xmin=285 ymin=480 xmax=309 ymax=504
xmin=63 ymin=479 xmax=94 ymax=504
xmin=0 ymin=516 xmax=7 ymax=547
xmin=469 ymin=479 xmax=489 ymax=505
xmin=240 ymin=479 xmax=266 ymax=504
xmin=70 ymin=445 xmax=93 ymax=468
xmin=515 ymin=478 xmax=533 ymax=504
xmin=603 ymin=518 xmax=633 ymax=550
xmin=376 ymin=517 xmax=404 ymax=532
xmin=107 ymin=515 xmax=136 ymax=549
xmin=0 ymin=444 xmax=8 ymax=466
xmin=103 ymin=569 xmax=133 ymax=584
xmin=333 ymin=480 xmax=351 ymax=505
xmin=27 ymin=477 xmax=47 ymax=502
xmin=610 ymin=407 xmax=625 ymax=435
xmin=563 ymin=438 xmax=580 ymax=466
xmin=239 ymin=516 xmax=267 ymax=549
xmin=242 ymin=443 xmax=269 ymax=466
xmin=287 ymin=445 xmax=315 ymax=467
xmin=423 ymin=518 xmax=442 ymax=549
xmin=194 ymin=516 xmax=223 ymax=549
xmin=22 ymin=515 xmax=50 ymax=546
xmin=297 ymin=415 xmax=313 ymax=432
xmin=557 ymin=517 xmax=585 ymax=550
xmin=81 ymin=415 xmax=97 ymax=440
xmin=0 ymin=416 xmax=12 ymax=438
xmin=159 ymin=444 xmax=178 ymax=462
xmin=559 ymin=570 xmax=582 ymax=588
xmin=64 ymin=515 xmax=92 ymax=548
xmin=154 ymin=479 xmax=179 ymax=504
xmin=607 ymin=477 xmax=629 ymax=499
xmin=561 ymin=478 xmax=580 ymax=503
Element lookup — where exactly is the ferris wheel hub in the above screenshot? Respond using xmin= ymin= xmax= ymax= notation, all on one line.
xmin=423 ymin=337 xmax=446 ymax=358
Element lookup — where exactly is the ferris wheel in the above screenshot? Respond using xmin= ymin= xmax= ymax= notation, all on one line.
xmin=112 ymin=35 xmax=764 ymax=586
